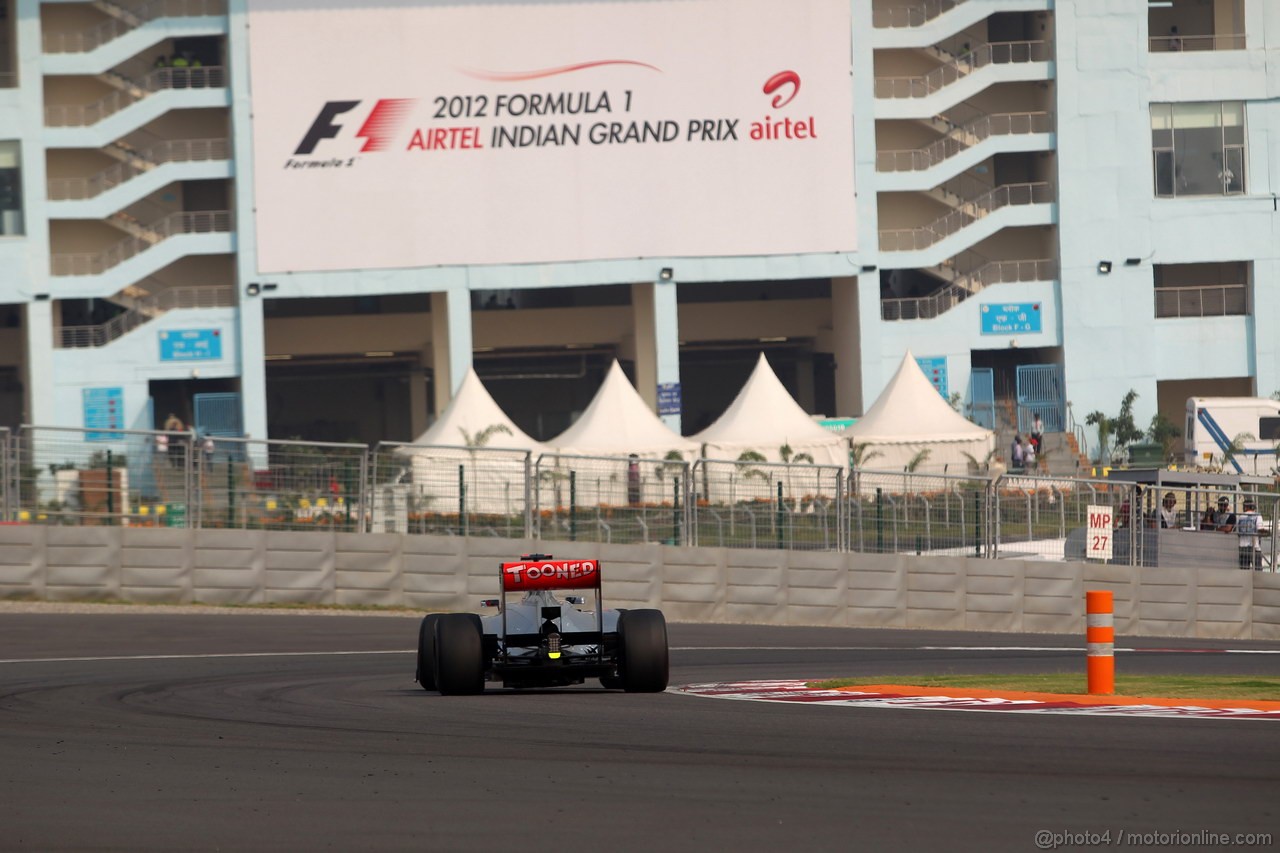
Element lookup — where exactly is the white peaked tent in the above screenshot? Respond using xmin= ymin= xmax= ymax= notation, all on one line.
xmin=407 ymin=367 xmax=543 ymax=451
xmin=842 ymin=350 xmax=994 ymax=474
xmin=547 ymin=360 xmax=698 ymax=458
xmin=544 ymin=360 xmax=699 ymax=508
xmin=692 ymin=352 xmax=848 ymax=467
xmin=386 ymin=368 xmax=542 ymax=521
xmin=691 ymin=353 xmax=848 ymax=504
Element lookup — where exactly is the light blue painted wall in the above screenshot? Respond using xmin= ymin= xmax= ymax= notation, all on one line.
xmin=1056 ymin=0 xmax=1280 ymax=448
xmin=51 ymin=309 xmax=239 ymax=430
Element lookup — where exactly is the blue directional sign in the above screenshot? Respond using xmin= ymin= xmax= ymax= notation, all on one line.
xmin=980 ymin=302 xmax=1042 ymax=335
xmin=83 ymin=386 xmax=124 ymax=441
xmin=657 ymin=382 xmax=682 ymax=416
xmin=159 ymin=328 xmax=222 ymax=361
xmin=915 ymin=356 xmax=949 ymax=398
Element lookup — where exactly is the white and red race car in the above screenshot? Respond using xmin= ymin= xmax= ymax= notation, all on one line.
xmin=415 ymin=554 xmax=669 ymax=694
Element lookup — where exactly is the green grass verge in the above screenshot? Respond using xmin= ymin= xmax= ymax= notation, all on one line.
xmin=809 ymin=674 xmax=1280 ymax=701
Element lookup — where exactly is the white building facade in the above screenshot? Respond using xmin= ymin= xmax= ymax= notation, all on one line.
xmin=0 ymin=0 xmax=1272 ymax=462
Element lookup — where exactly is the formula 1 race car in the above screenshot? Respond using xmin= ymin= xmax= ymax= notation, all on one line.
xmin=415 ymin=554 xmax=669 ymax=694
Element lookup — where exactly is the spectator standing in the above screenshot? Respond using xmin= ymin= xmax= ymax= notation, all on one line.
xmin=626 ymin=454 xmax=641 ymax=506
xmin=1214 ymin=496 xmax=1236 ymax=533
xmin=163 ymin=412 xmax=185 ymax=467
xmin=1011 ymin=434 xmax=1025 ymax=471
xmin=1168 ymin=26 xmax=1183 ymax=51
xmin=1030 ymin=414 xmax=1044 ymax=454
xmin=170 ymin=52 xmax=190 ymax=88
xmin=1159 ymin=492 xmax=1178 ymax=528
xmin=1235 ymin=498 xmax=1265 ymax=570
xmin=1022 ymin=437 xmax=1036 ymax=471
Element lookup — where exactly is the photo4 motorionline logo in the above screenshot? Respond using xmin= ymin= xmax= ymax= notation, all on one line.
xmin=285 ymin=98 xmax=417 ymax=169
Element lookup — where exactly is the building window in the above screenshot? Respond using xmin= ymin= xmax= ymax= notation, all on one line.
xmin=1154 ymin=262 xmax=1249 ymax=319
xmin=0 ymin=141 xmax=22 ymax=236
xmin=1151 ymin=102 xmax=1245 ymax=198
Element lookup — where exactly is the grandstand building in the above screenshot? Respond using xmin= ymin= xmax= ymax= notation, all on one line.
xmin=0 ymin=0 xmax=1272 ymax=461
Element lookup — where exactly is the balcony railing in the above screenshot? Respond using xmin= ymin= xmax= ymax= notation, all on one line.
xmin=44 ymin=66 xmax=226 ymax=127
xmin=875 ymin=41 xmax=1053 ymax=99
xmin=872 ymin=0 xmax=966 ymax=28
xmin=882 ymin=258 xmax=1056 ymax=321
xmin=1149 ymin=33 xmax=1246 ymax=53
xmin=59 ymin=284 xmax=236 ymax=348
xmin=1154 ymin=284 xmax=1248 ymax=319
xmin=878 ymin=182 xmax=1053 ymax=252
xmin=48 ymin=137 xmax=230 ymax=201
xmin=50 ymin=210 xmax=232 ymax=276
xmin=877 ymin=112 xmax=1053 ymax=172
xmin=42 ymin=0 xmax=227 ymax=54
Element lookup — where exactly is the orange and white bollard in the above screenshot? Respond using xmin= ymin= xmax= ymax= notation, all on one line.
xmin=1085 ymin=589 xmax=1115 ymax=695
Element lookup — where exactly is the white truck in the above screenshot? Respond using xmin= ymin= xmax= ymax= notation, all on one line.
xmin=1184 ymin=396 xmax=1280 ymax=473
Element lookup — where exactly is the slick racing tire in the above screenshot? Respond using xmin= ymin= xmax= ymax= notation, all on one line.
xmin=434 ymin=613 xmax=485 ymax=695
xmin=617 ymin=609 xmax=669 ymax=693
xmin=415 ymin=613 xmax=441 ymax=691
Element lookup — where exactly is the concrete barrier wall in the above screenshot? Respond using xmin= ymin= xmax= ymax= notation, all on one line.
xmin=0 ymin=526 xmax=1277 ymax=640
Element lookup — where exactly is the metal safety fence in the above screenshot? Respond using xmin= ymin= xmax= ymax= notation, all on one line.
xmin=3 ymin=426 xmax=1278 ymax=571
xmin=847 ymin=470 xmax=990 ymax=558
xmin=692 ymin=459 xmax=845 ymax=551
xmin=534 ymin=453 xmax=690 ymax=546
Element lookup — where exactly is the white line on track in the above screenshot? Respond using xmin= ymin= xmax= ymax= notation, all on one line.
xmin=1 ymin=645 xmax=1277 ymax=665
xmin=0 ymin=650 xmax=411 ymax=664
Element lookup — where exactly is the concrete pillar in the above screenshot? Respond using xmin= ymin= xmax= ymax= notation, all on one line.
xmin=23 ymin=299 xmax=54 ymax=426
xmin=238 ymin=295 xmax=268 ymax=442
xmin=430 ymin=287 xmax=473 ymax=414
xmin=631 ymin=278 xmax=682 ymax=434
xmin=831 ymin=275 xmax=863 ymax=416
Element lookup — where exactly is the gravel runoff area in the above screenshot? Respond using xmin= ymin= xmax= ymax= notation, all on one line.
xmin=0 ymin=599 xmax=420 ymax=617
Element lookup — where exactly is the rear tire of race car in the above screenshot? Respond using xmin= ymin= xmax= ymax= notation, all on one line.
xmin=617 ymin=609 xmax=668 ymax=693
xmin=415 ymin=614 xmax=441 ymax=691
xmin=434 ymin=613 xmax=485 ymax=695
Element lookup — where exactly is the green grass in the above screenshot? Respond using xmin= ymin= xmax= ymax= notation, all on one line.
xmin=809 ymin=674 xmax=1280 ymax=701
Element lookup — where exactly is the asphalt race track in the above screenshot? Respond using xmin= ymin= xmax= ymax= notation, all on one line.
xmin=2 ymin=611 xmax=1278 ymax=852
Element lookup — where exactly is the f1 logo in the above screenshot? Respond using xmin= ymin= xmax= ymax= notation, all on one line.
xmin=295 ymin=100 xmax=360 ymax=155
xmin=294 ymin=99 xmax=416 ymax=155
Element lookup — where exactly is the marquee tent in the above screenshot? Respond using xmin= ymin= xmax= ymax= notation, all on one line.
xmin=691 ymin=352 xmax=848 ymax=466
xmin=690 ymin=352 xmax=849 ymax=503
xmin=543 ymin=360 xmax=699 ymax=507
xmin=384 ymin=367 xmax=542 ymax=522
xmin=546 ymin=360 xmax=698 ymax=459
xmin=841 ymin=350 xmax=994 ymax=475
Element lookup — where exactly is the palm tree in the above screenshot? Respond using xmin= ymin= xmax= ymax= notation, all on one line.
xmin=735 ymin=450 xmax=769 ymax=481
xmin=849 ymin=441 xmax=883 ymax=469
xmin=905 ymin=448 xmax=932 ymax=472
xmin=1220 ymin=432 xmax=1254 ymax=474
xmin=779 ymin=442 xmax=815 ymax=505
xmin=459 ymin=423 xmax=511 ymax=450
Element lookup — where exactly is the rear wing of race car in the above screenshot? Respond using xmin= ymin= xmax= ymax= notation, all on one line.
xmin=500 ymin=555 xmax=601 ymax=593
xmin=496 ymin=554 xmax=605 ymax=656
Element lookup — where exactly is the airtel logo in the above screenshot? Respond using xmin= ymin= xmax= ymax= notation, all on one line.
xmin=294 ymin=99 xmax=416 ymax=155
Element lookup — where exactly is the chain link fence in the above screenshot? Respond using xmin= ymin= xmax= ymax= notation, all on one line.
xmin=370 ymin=443 xmax=531 ymax=538
xmin=847 ymin=469 xmax=990 ymax=557
xmin=2 ymin=426 xmax=1277 ymax=571
xmin=534 ymin=453 xmax=690 ymax=546
xmin=692 ymin=459 xmax=844 ymax=551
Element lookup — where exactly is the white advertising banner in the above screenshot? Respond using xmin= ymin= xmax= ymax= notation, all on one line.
xmin=246 ymin=0 xmax=857 ymax=272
